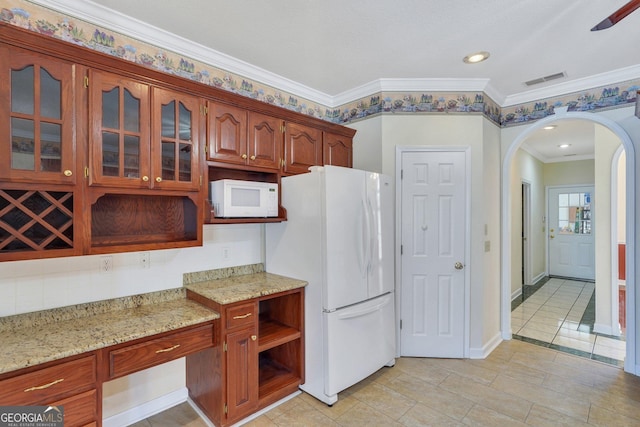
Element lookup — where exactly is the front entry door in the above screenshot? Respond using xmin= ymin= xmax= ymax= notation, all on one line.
xmin=400 ymin=150 xmax=467 ymax=357
xmin=548 ymin=186 xmax=595 ymax=280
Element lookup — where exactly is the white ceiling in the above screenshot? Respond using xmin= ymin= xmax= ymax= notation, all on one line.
xmin=57 ymin=0 xmax=640 ymax=160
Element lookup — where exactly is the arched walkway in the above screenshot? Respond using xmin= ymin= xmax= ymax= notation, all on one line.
xmin=500 ymin=110 xmax=637 ymax=374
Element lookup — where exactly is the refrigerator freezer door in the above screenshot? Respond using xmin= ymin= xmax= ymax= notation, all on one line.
xmin=323 ymin=166 xmax=369 ymax=311
xmin=366 ymin=171 xmax=395 ymax=298
xmin=324 ymin=292 xmax=396 ymax=399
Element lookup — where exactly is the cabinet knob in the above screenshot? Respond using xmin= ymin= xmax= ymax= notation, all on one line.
xmin=63 ymin=170 xmax=73 ymax=177
xmin=156 ymin=177 xmax=162 ymax=183
xmin=251 ymin=335 xmax=257 ymax=341
xmin=142 ymin=176 xmax=149 ymax=182
xmin=250 ymin=155 xmax=256 ymax=161
xmin=241 ymin=154 xmax=248 ymax=159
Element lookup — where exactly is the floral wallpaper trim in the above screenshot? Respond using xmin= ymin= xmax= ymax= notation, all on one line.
xmin=1 ymin=0 xmax=638 ymax=128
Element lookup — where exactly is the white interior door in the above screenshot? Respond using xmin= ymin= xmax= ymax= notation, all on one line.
xmin=548 ymin=186 xmax=595 ymax=280
xmin=400 ymin=150 xmax=467 ymax=357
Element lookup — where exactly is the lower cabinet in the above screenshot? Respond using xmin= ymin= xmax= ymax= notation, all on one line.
xmin=0 ymin=354 xmax=98 ymax=427
xmin=187 ymin=288 xmax=304 ymax=427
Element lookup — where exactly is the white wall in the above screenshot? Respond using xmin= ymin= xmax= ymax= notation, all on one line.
xmin=594 ymin=125 xmax=622 ymax=335
xmin=350 ymin=116 xmax=383 ymax=173
xmin=0 ymin=223 xmax=264 ymax=418
xmin=358 ymin=114 xmax=502 ymax=355
xmin=509 ymin=149 xmax=545 ymax=296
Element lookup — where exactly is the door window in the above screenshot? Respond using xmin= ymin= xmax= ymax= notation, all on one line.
xmin=557 ymin=192 xmax=591 ymax=234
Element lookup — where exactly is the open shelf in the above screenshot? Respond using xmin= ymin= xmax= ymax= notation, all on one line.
xmin=258 ymin=345 xmax=302 ymax=402
xmin=258 ymin=318 xmax=300 ymax=352
xmin=91 ymin=193 xmax=198 ymax=249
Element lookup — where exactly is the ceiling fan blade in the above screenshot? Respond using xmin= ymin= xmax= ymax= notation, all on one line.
xmin=591 ymin=0 xmax=640 ymax=30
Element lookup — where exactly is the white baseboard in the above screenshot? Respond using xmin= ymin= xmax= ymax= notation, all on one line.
xmin=103 ymin=388 xmax=188 ymax=427
xmin=531 ymin=272 xmax=545 ymax=284
xmin=469 ymin=332 xmax=502 ymax=359
xmin=511 ymin=287 xmax=522 ymax=302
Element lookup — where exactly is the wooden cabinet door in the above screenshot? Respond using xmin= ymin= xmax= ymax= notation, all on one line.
xmin=283 ymin=122 xmax=322 ymax=175
xmin=208 ymin=103 xmax=247 ymax=165
xmin=323 ymin=132 xmax=353 ymax=168
xmin=151 ymin=87 xmax=201 ymax=191
xmin=225 ymin=328 xmax=258 ymax=422
xmin=0 ymin=46 xmax=75 ymax=185
xmin=88 ymin=69 xmax=150 ymax=188
xmin=248 ymin=112 xmax=283 ymax=170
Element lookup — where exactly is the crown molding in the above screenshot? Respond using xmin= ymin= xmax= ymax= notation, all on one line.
xmin=30 ymin=0 xmax=335 ymax=106
xmin=502 ymin=64 xmax=640 ymax=107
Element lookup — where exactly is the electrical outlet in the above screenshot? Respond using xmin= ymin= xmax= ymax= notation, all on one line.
xmin=222 ymin=247 xmax=230 ymax=260
xmin=100 ymin=256 xmax=113 ymax=273
xmin=140 ymin=252 xmax=150 ymax=269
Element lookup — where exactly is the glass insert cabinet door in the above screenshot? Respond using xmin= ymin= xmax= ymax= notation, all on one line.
xmin=557 ymin=191 xmax=591 ymax=235
xmin=151 ymin=87 xmax=200 ymax=191
xmin=0 ymin=48 xmax=75 ymax=184
xmin=89 ymin=70 xmax=151 ymax=188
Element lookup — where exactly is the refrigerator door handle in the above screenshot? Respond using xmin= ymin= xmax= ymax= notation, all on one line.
xmin=362 ymin=197 xmax=372 ymax=273
xmin=359 ymin=199 xmax=369 ymax=278
xmin=337 ymin=295 xmax=392 ymax=319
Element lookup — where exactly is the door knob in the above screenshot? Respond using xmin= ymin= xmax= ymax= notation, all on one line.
xmin=241 ymin=154 xmax=248 ymax=159
xmin=250 ymin=155 xmax=256 ymax=160
xmin=63 ymin=169 xmax=73 ymax=177
xmin=550 ymin=235 xmax=555 ymax=239
xmin=142 ymin=176 xmax=149 ymax=182
xmin=454 ymin=262 xmax=464 ymax=270
xmin=156 ymin=177 xmax=162 ymax=183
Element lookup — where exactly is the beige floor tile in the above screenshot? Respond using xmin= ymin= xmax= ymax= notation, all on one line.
xmin=595 ymin=336 xmax=626 ymax=350
xmin=242 ymin=415 xmax=278 ymax=426
xmin=392 ymin=356 xmax=450 ymax=384
xmin=398 ymin=402 xmax=464 ymax=426
xmin=439 ymin=373 xmax=532 ymax=422
xmin=461 ymin=404 xmax=527 ymax=427
xmin=297 ymin=391 xmax=359 ymax=420
xmin=334 ymin=401 xmax=403 ymax=427
xmin=588 ymin=403 xmax=640 ymax=426
xmin=351 ymin=382 xmax=415 ymax=420
xmin=524 ymin=404 xmax=591 ymax=426
xmin=269 ymin=400 xmax=341 ymax=427
xmin=384 ymin=373 xmax=475 ymax=420
xmin=491 ymin=374 xmax=590 ymax=422
xmin=423 ymin=358 xmax=499 ymax=385
xmin=592 ymin=343 xmax=626 ymax=360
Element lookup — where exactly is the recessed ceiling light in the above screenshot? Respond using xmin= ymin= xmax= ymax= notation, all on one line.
xmin=543 ymin=125 xmax=557 ymax=130
xmin=558 ymin=144 xmax=571 ymax=149
xmin=463 ymin=51 xmax=490 ymax=64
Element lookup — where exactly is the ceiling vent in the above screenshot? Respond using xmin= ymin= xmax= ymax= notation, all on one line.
xmin=524 ymin=72 xmax=566 ymax=86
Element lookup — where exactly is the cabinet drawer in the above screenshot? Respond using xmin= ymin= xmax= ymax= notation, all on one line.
xmin=226 ymin=302 xmax=258 ymax=330
xmin=0 ymin=355 xmax=96 ymax=406
xmin=108 ymin=324 xmax=213 ymax=379
xmin=50 ymin=389 xmax=98 ymax=427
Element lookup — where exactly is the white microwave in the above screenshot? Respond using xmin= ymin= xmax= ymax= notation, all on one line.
xmin=209 ymin=179 xmax=278 ymax=218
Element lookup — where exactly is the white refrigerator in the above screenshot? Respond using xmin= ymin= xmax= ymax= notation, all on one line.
xmin=266 ymin=165 xmax=395 ymax=405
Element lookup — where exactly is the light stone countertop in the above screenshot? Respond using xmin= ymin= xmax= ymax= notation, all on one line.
xmin=0 ymin=289 xmax=218 ymax=375
xmin=185 ymin=271 xmax=307 ymax=305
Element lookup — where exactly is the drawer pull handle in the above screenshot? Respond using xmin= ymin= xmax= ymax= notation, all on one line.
xmin=24 ymin=378 xmax=64 ymax=392
xmin=155 ymin=344 xmax=181 ymax=354
xmin=232 ymin=313 xmax=252 ymax=319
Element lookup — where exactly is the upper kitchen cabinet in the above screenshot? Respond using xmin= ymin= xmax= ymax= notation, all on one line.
xmin=283 ymin=122 xmax=322 ymax=175
xmin=208 ymin=103 xmax=282 ymax=172
xmin=152 ymin=87 xmax=201 ymax=191
xmin=88 ymin=70 xmax=201 ymax=192
xmin=0 ymin=46 xmax=82 ymax=261
xmin=0 ymin=47 xmax=76 ymax=185
xmin=323 ymin=132 xmax=353 ymax=168
xmin=88 ymin=69 xmax=150 ymax=189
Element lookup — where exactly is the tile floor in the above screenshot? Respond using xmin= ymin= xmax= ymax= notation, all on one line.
xmin=132 ymin=339 xmax=640 ymax=426
xmin=511 ymin=277 xmax=626 ymax=366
